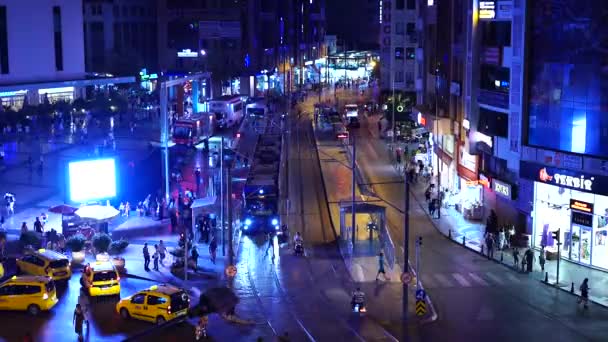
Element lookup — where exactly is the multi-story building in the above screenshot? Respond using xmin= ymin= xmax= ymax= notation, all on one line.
xmin=0 ymin=0 xmax=132 ymax=109
xmin=380 ymin=0 xmax=419 ymax=126
xmin=157 ymin=0 xmax=325 ymax=97
xmin=82 ymin=0 xmax=158 ymax=75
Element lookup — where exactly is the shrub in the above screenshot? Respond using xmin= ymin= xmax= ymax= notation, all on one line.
xmin=66 ymin=234 xmax=86 ymax=252
xmin=109 ymin=238 xmax=129 ymax=254
xmin=92 ymin=233 xmax=112 ymax=253
xmin=19 ymin=231 xmax=41 ymax=249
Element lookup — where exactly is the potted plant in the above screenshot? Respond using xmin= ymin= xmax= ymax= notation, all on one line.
xmin=19 ymin=231 xmax=41 ymax=251
xmin=92 ymin=233 xmax=112 ymax=262
xmin=109 ymin=239 xmax=129 ymax=272
xmin=66 ymin=234 xmax=86 ymax=264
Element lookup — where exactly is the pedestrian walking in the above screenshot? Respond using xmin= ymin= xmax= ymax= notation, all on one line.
xmin=77 ymin=288 xmax=90 ymax=327
xmin=578 ymin=278 xmax=590 ymax=309
xmin=428 ymin=200 xmax=435 ymax=217
xmin=158 ymin=240 xmax=167 ymax=266
xmin=152 ymin=245 xmax=160 ymax=271
xmin=376 ymin=252 xmax=388 ymax=281
xmin=209 ymin=236 xmax=217 ymax=264
xmin=485 ymin=233 xmax=495 ymax=259
xmin=512 ymin=247 xmax=520 ymax=267
xmin=191 ymin=246 xmax=199 ymax=271
xmin=265 ymin=231 xmax=275 ymax=258
xmin=525 ymin=248 xmax=534 ymax=273
xmin=73 ymin=303 xmax=85 ymax=341
xmin=143 ymin=243 xmax=150 ymax=271
xmin=539 ymin=248 xmax=546 ymax=272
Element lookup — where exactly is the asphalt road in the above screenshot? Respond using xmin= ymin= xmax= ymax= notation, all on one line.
xmin=337 ymin=103 xmax=608 ymax=341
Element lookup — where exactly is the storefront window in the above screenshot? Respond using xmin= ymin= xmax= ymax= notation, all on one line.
xmin=533 ymin=181 xmax=608 ymax=269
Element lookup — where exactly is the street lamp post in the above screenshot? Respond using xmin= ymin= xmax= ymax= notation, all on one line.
xmin=351 ymin=133 xmax=357 ymax=248
xmin=435 ymin=67 xmax=441 ymax=219
xmin=403 ymin=161 xmax=410 ymax=328
xmin=220 ymin=137 xmax=225 ymax=256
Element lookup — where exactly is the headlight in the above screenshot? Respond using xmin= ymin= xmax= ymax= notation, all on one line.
xmin=271 ymin=218 xmax=279 ymax=226
xmin=245 ymin=219 xmax=252 ymax=226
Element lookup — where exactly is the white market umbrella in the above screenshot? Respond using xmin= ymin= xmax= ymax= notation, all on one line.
xmin=76 ymin=205 xmax=119 ymax=221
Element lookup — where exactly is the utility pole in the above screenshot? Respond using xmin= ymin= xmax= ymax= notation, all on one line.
xmin=415 ymin=237 xmax=422 ymax=290
xmin=391 ymin=72 xmax=396 ymax=147
xmin=227 ymin=164 xmax=234 ymax=265
xmin=220 ymin=137 xmax=225 ymax=256
xmin=403 ymin=163 xmax=410 ymax=329
xmin=159 ymin=83 xmax=170 ymax=201
xmin=318 ymin=41 xmax=322 ymax=105
xmin=351 ymin=133 xmax=357 ymax=248
xmin=435 ymin=66 xmax=441 ymax=219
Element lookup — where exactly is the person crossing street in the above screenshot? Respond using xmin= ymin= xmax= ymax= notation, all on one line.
xmin=143 ymin=243 xmax=150 ymax=272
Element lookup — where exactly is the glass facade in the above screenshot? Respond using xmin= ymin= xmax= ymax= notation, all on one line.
xmin=533 ymin=181 xmax=608 ymax=270
xmin=527 ymin=0 xmax=608 ymax=157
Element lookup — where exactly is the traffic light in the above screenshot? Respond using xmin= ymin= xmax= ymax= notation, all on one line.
xmin=552 ymin=229 xmax=560 ymax=242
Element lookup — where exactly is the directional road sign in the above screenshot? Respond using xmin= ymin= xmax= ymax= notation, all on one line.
xmin=415 ymin=289 xmax=426 ymax=300
xmin=416 ymin=300 xmax=427 ymax=316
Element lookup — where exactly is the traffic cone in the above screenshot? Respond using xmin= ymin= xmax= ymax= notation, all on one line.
xmin=544 ymin=272 xmax=548 ymax=283
xmin=571 ymin=282 xmax=574 ymax=293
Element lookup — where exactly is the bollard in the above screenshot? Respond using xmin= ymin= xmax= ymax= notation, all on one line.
xmin=571 ymin=282 xmax=574 ymax=293
xmin=500 ymin=252 xmax=504 ymax=262
xmin=462 ymin=235 xmax=466 ymax=245
xmin=544 ymin=272 xmax=548 ymax=283
xmin=481 ymin=245 xmax=484 ymax=255
xmin=448 ymin=229 xmax=452 ymax=239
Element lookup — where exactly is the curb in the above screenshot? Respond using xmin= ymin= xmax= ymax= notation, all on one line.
xmin=538 ymin=278 xmax=608 ymax=308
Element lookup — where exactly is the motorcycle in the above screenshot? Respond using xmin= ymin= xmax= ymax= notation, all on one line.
xmin=294 ymin=241 xmax=304 ymax=256
xmin=195 ymin=316 xmax=208 ymax=340
xmin=352 ymin=302 xmax=367 ymax=314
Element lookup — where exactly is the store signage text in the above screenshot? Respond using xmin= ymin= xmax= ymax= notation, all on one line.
xmin=572 ymin=211 xmax=593 ymax=227
xmin=539 ymin=168 xmax=594 ymax=191
xmin=479 ymin=1 xmax=496 ymax=20
xmin=492 ymin=179 xmax=512 ymax=199
xmin=521 ymin=161 xmax=608 ymax=196
xmin=177 ymin=49 xmax=198 ymax=58
xmin=570 ymin=199 xmax=593 ymax=213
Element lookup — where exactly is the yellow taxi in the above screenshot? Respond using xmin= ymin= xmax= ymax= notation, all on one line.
xmin=16 ymin=249 xmax=72 ymax=281
xmin=116 ymin=284 xmax=190 ymax=325
xmin=80 ymin=261 xmax=121 ymax=297
xmin=0 ymin=275 xmax=58 ymax=315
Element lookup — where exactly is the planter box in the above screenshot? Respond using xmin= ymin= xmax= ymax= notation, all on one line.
xmin=71 ymin=251 xmax=86 ymax=264
xmin=96 ymin=252 xmax=110 ymax=262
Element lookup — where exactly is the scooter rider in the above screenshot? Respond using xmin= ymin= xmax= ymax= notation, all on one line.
xmin=351 ymin=287 xmax=366 ymax=310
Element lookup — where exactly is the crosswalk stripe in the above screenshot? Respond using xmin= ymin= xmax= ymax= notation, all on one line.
xmin=452 ymin=273 xmax=472 ymax=287
xmin=434 ymin=274 xmax=455 ymax=287
xmin=505 ymin=273 xmax=522 ymax=283
xmin=485 ymin=272 xmax=505 ymax=285
xmin=468 ymin=273 xmax=490 ymax=286
xmin=420 ymin=274 xmax=438 ymax=288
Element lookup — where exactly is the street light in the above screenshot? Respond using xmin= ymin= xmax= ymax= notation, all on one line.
xmin=199 ymin=49 xmax=207 ymax=56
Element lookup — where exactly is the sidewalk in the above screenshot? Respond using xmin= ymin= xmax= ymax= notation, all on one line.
xmin=366 ymin=115 xmax=608 ymax=307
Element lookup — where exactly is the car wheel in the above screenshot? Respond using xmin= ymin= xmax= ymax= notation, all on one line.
xmin=27 ymin=304 xmax=40 ymax=316
xmin=120 ymin=308 xmax=130 ymax=319
xmin=156 ymin=316 xmax=166 ymax=325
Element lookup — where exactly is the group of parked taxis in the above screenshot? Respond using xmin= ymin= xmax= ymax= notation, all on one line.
xmin=0 ymin=249 xmax=190 ymax=324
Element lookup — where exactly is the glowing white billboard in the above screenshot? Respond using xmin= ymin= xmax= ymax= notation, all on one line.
xmin=68 ymin=158 xmax=117 ymax=202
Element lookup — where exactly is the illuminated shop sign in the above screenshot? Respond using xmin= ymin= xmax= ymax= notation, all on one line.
xmin=479 ymin=1 xmax=496 ymax=20
xmin=492 ymin=179 xmax=512 ymax=199
xmin=570 ymin=199 xmax=593 ymax=213
xmin=0 ymin=90 xmax=27 ymax=97
xmin=177 ymin=49 xmax=198 ymax=58
xmin=38 ymin=87 xmax=74 ymax=94
xmin=520 ymin=161 xmax=608 ymax=196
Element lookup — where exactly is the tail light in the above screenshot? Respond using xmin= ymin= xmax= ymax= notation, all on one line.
xmin=116 ymin=275 xmax=121 ymax=282
xmin=42 ymin=293 xmax=49 ymax=300
xmin=167 ymin=305 xmax=172 ymax=314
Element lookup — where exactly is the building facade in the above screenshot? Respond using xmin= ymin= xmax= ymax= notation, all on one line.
xmin=380 ymin=0 xmax=418 ymax=122
xmin=82 ymin=0 xmax=158 ymax=75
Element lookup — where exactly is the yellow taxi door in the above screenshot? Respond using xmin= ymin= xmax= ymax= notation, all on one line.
xmin=129 ymin=293 xmax=147 ymax=319
xmin=0 ymin=284 xmax=15 ymax=310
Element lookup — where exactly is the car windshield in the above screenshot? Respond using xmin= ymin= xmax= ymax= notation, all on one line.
xmin=92 ymin=271 xmax=117 ymax=282
xmin=170 ymin=291 xmax=189 ymax=311
xmin=49 ymin=259 xmax=69 ymax=268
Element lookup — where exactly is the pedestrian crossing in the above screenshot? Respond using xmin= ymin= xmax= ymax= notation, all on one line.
xmin=420 ymin=271 xmax=525 ymax=289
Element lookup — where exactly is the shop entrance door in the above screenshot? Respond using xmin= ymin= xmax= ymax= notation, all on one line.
xmin=570 ymin=224 xmax=592 ymax=265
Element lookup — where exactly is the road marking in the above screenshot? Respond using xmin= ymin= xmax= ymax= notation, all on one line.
xmin=484 ymin=272 xmax=505 ymax=285
xmin=451 ymin=273 xmax=472 ymax=287
xmin=434 ymin=273 xmax=455 ymax=287
xmin=468 ymin=273 xmax=490 ymax=286
xmin=505 ymin=273 xmax=521 ymax=283
xmin=420 ymin=274 xmax=437 ymax=288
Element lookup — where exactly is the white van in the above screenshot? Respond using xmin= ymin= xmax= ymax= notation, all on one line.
xmin=209 ymin=95 xmax=244 ymax=128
